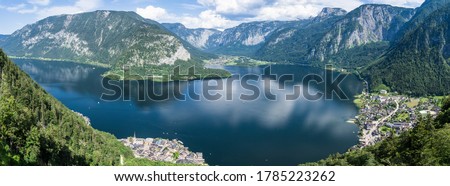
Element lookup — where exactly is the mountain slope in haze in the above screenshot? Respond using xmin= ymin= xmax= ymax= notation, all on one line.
xmin=365 ymin=3 xmax=450 ymax=96
xmin=257 ymin=5 xmax=414 ymax=67
xmin=162 ymin=23 xmax=220 ymax=49
xmin=0 ymin=10 xmax=193 ymax=68
xmin=164 ymin=21 xmax=305 ymax=56
xmin=0 ymin=35 xmax=8 ymax=43
xmin=394 ymin=0 xmax=450 ymax=43
xmin=0 ymin=49 xmax=176 ymax=165
xmin=255 ymin=7 xmax=348 ymax=64
xmin=205 ymin=21 xmax=303 ymax=56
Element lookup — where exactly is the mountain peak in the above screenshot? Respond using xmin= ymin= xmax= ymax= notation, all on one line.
xmin=312 ymin=7 xmax=347 ymax=23
xmin=317 ymin=7 xmax=347 ymax=18
xmin=1 ymin=10 xmax=194 ymax=67
xmin=353 ymin=4 xmax=415 ymax=13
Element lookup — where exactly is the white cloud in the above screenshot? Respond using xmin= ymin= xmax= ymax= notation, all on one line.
xmin=134 ymin=0 xmax=364 ymax=30
xmin=190 ymin=0 xmax=425 ymax=27
xmin=180 ymin=3 xmax=204 ymax=10
xmin=137 ymin=0 xmax=360 ymax=30
xmin=364 ymin=0 xmax=424 ymax=8
xmin=250 ymin=2 xmax=318 ymax=21
xmin=35 ymin=0 xmax=102 ymax=18
xmin=248 ymin=0 xmax=363 ymax=21
xmin=180 ymin=10 xmax=240 ymax=30
xmin=176 ymin=0 xmax=364 ymax=28
xmin=197 ymin=0 xmax=266 ymax=14
xmin=179 ymin=0 xmax=422 ymax=28
xmin=28 ymin=0 xmax=51 ymax=6
xmin=136 ymin=5 xmax=240 ymax=30
xmin=6 ymin=4 xmax=27 ymax=11
xmin=194 ymin=0 xmax=364 ymax=22
xmin=17 ymin=6 xmax=39 ymax=14
xmin=0 ymin=0 xmax=101 ymax=18
xmin=136 ymin=5 xmax=172 ymax=22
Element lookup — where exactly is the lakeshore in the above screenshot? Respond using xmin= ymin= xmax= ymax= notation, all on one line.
xmin=205 ymin=55 xmax=274 ymax=66
xmin=120 ymin=136 xmax=206 ymax=165
xmin=352 ymin=91 xmax=442 ymax=147
xmin=15 ymin=59 xmax=362 ymax=166
xmin=9 ymin=56 xmax=111 ymax=68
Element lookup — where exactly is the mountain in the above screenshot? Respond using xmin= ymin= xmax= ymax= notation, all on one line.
xmin=205 ymin=21 xmax=303 ymax=56
xmin=0 ymin=49 xmax=175 ymax=165
xmin=162 ymin=23 xmax=220 ymax=49
xmin=365 ymin=2 xmax=450 ymax=96
xmin=164 ymin=21 xmax=304 ymax=56
xmin=257 ymin=5 xmax=415 ymax=67
xmin=394 ymin=0 xmax=450 ymax=43
xmin=0 ymin=10 xmax=198 ymax=68
xmin=164 ymin=8 xmax=347 ymax=57
xmin=310 ymin=5 xmax=415 ymax=62
xmin=311 ymin=7 xmax=348 ymax=23
xmin=255 ymin=8 xmax=348 ymax=64
xmin=0 ymin=35 xmax=8 ymax=42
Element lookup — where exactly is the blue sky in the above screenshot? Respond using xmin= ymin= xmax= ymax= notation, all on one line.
xmin=0 ymin=0 xmax=425 ymax=34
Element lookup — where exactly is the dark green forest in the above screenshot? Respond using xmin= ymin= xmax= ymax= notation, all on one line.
xmin=365 ymin=3 xmax=450 ymax=96
xmin=108 ymin=59 xmax=232 ymax=81
xmin=0 ymin=49 xmax=176 ymax=166
xmin=304 ymin=97 xmax=450 ymax=166
xmin=325 ymin=42 xmax=390 ymax=68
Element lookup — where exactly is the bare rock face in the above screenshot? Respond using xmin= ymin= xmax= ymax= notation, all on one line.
xmin=0 ymin=10 xmax=192 ymax=67
xmin=162 ymin=23 xmax=220 ymax=49
xmin=313 ymin=7 xmax=348 ymax=23
xmin=310 ymin=5 xmax=415 ymax=61
xmin=254 ymin=5 xmax=414 ymax=64
xmin=164 ymin=21 xmax=303 ymax=56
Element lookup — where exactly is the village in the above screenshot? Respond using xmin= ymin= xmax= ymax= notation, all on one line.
xmin=353 ymin=90 xmax=441 ymax=147
xmin=120 ymin=135 xmax=206 ymax=165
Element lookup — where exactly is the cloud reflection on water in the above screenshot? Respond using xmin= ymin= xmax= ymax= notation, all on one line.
xmin=13 ymin=59 xmax=363 ymax=165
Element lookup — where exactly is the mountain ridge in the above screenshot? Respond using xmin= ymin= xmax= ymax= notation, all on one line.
xmin=164 ymin=20 xmax=304 ymax=56
xmin=365 ymin=2 xmax=450 ymax=96
xmin=165 ymin=5 xmax=414 ymax=68
xmin=162 ymin=23 xmax=221 ymax=50
xmin=0 ymin=10 xmax=198 ymax=68
xmin=253 ymin=4 xmax=414 ymax=67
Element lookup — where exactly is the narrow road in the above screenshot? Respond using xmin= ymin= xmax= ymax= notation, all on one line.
xmin=363 ymin=99 xmax=399 ymax=145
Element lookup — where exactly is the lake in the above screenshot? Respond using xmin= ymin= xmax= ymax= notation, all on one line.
xmin=14 ymin=59 xmax=363 ymax=166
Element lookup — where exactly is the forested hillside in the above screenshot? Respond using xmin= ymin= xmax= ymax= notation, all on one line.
xmin=0 ymin=49 xmax=174 ymax=166
xmin=256 ymin=5 xmax=414 ymax=67
xmin=304 ymin=97 xmax=450 ymax=166
xmin=0 ymin=11 xmax=194 ymax=67
xmin=365 ymin=3 xmax=450 ymax=96
xmin=393 ymin=0 xmax=450 ymax=43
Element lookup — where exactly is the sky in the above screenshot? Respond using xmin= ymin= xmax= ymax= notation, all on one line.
xmin=0 ymin=0 xmax=425 ymax=34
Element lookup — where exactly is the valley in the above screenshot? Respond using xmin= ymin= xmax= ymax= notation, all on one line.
xmin=0 ymin=10 xmax=230 ymax=81
xmin=1 ymin=1 xmax=449 ymax=96
xmin=1 ymin=0 xmax=450 ymax=166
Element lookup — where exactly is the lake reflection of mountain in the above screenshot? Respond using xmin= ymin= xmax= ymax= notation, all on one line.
xmin=14 ymin=59 xmax=363 ymax=166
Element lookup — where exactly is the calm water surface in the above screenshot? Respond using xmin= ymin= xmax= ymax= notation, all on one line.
xmin=14 ymin=59 xmax=362 ymax=166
